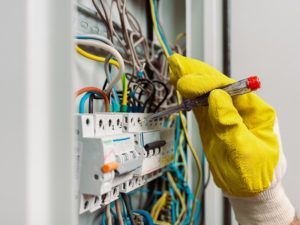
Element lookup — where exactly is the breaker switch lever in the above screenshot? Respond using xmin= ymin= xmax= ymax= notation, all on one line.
xmin=101 ymin=162 xmax=120 ymax=173
xmin=144 ymin=140 xmax=166 ymax=151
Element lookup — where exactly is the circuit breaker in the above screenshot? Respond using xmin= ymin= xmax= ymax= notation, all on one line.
xmin=76 ymin=113 xmax=174 ymax=214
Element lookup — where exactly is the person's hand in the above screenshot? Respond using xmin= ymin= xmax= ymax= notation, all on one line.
xmin=168 ymin=53 xmax=295 ymax=225
xmin=169 ymin=53 xmax=279 ymax=196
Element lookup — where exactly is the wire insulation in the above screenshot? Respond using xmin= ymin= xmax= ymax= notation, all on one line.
xmin=76 ymin=87 xmax=110 ymax=112
xmin=75 ymin=39 xmax=125 ymax=94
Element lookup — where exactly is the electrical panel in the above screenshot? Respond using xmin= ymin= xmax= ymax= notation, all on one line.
xmin=74 ymin=1 xmax=203 ymax=224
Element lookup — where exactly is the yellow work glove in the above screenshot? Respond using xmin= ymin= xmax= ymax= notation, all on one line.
xmin=169 ymin=53 xmax=295 ymax=225
xmin=169 ymin=53 xmax=279 ymax=196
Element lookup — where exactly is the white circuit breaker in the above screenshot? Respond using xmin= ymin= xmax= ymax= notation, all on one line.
xmin=76 ymin=113 xmax=174 ymax=214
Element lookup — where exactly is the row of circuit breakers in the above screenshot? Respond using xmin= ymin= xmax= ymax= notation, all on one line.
xmin=76 ymin=113 xmax=174 ymax=214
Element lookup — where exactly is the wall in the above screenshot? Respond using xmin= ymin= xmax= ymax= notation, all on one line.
xmin=231 ymin=0 xmax=300 ymax=212
xmin=0 ymin=0 xmax=74 ymax=225
xmin=0 ymin=0 xmax=26 ymax=224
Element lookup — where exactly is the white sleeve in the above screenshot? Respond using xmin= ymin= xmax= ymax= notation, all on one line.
xmin=229 ymin=183 xmax=295 ymax=225
xmin=229 ymin=120 xmax=295 ymax=225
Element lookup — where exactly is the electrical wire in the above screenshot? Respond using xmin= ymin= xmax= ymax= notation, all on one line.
xmin=176 ymin=91 xmax=202 ymax=225
xmin=121 ymin=74 xmax=128 ymax=112
xmin=151 ymin=80 xmax=169 ymax=112
xmin=177 ymin=131 xmax=189 ymax=180
xmin=156 ymin=221 xmax=171 ymax=225
xmin=79 ymin=92 xmax=92 ymax=114
xmin=76 ymin=34 xmax=114 ymax=47
xmin=132 ymin=210 xmax=155 ymax=225
xmin=91 ymin=0 xmax=113 ymax=40
xmin=204 ymin=170 xmax=211 ymax=190
xmin=149 ymin=0 xmax=172 ymax=57
xmin=88 ymin=93 xmax=103 ymax=113
xmin=151 ymin=192 xmax=168 ymax=221
xmin=106 ymin=204 xmax=112 ymax=225
xmin=120 ymin=193 xmax=136 ymax=225
xmin=76 ymin=46 xmax=119 ymax=68
xmin=174 ymin=32 xmax=186 ymax=45
xmin=75 ymin=39 xmax=125 ymax=94
xmin=104 ymin=54 xmax=121 ymax=111
xmin=115 ymin=200 xmax=125 ymax=225
xmin=76 ymin=87 xmax=110 ymax=112
xmin=167 ymin=172 xmax=186 ymax=225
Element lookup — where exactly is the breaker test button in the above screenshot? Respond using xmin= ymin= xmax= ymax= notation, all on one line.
xmin=101 ymin=162 xmax=120 ymax=173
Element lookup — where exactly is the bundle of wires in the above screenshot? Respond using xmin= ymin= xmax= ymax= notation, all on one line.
xmin=146 ymin=114 xmax=202 ymax=225
xmin=148 ymin=0 xmax=204 ymax=223
xmin=74 ymin=1 xmax=205 ymax=224
xmin=75 ymin=34 xmax=125 ymax=113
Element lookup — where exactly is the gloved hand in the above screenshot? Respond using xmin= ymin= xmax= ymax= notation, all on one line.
xmin=168 ymin=53 xmax=295 ymax=225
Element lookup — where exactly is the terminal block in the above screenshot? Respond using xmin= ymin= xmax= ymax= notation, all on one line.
xmin=122 ymin=113 xmax=166 ymax=132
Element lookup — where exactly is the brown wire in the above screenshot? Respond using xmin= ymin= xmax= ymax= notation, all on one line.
xmin=75 ymin=87 xmax=110 ymax=112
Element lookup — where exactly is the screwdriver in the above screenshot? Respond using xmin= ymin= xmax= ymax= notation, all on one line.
xmin=146 ymin=76 xmax=261 ymax=121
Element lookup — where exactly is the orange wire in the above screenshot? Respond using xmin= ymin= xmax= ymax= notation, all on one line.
xmin=75 ymin=87 xmax=110 ymax=112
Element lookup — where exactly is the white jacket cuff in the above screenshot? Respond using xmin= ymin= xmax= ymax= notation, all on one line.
xmin=228 ymin=184 xmax=295 ymax=225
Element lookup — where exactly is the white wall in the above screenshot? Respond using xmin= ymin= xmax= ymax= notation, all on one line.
xmin=231 ymin=0 xmax=300 ymax=212
xmin=0 ymin=1 xmax=26 ymax=224
xmin=0 ymin=0 xmax=74 ymax=225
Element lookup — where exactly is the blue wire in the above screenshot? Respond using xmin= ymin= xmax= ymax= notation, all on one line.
xmin=153 ymin=0 xmax=172 ymax=55
xmin=174 ymin=116 xmax=181 ymax=158
xmin=102 ymin=212 xmax=107 ymax=225
xmin=111 ymin=98 xmax=117 ymax=112
xmin=193 ymin=200 xmax=202 ymax=225
xmin=182 ymin=185 xmax=194 ymax=225
xmin=75 ymin=35 xmax=113 ymax=46
xmin=76 ymin=35 xmax=121 ymax=112
xmin=168 ymin=160 xmax=195 ymax=225
xmin=110 ymin=202 xmax=118 ymax=223
xmin=132 ymin=210 xmax=155 ymax=225
xmin=80 ymin=91 xmax=113 ymax=113
xmin=168 ymin=187 xmax=176 ymax=224
xmin=79 ymin=92 xmax=92 ymax=113
xmin=106 ymin=71 xmax=121 ymax=111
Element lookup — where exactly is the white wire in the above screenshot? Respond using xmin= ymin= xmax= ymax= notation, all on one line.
xmin=75 ymin=39 xmax=125 ymax=94
xmin=77 ymin=34 xmax=114 ymax=47
xmin=106 ymin=204 xmax=112 ymax=225
xmin=115 ymin=200 xmax=125 ymax=225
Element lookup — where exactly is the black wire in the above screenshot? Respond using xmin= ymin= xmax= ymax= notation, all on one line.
xmin=88 ymin=93 xmax=103 ymax=113
xmin=137 ymin=79 xmax=156 ymax=112
xmin=150 ymin=80 xmax=169 ymax=113
xmin=103 ymin=54 xmax=114 ymax=92
xmin=143 ymin=179 xmax=158 ymax=210
xmin=204 ymin=170 xmax=211 ymax=190
xmin=102 ymin=79 xmax=108 ymax=90
xmin=127 ymin=72 xmax=138 ymax=87
xmin=200 ymin=192 xmax=205 ymax=225
xmin=127 ymin=79 xmax=155 ymax=113
xmin=88 ymin=94 xmax=94 ymax=113
xmin=137 ymin=88 xmax=146 ymax=109
xmin=120 ymin=193 xmax=136 ymax=225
